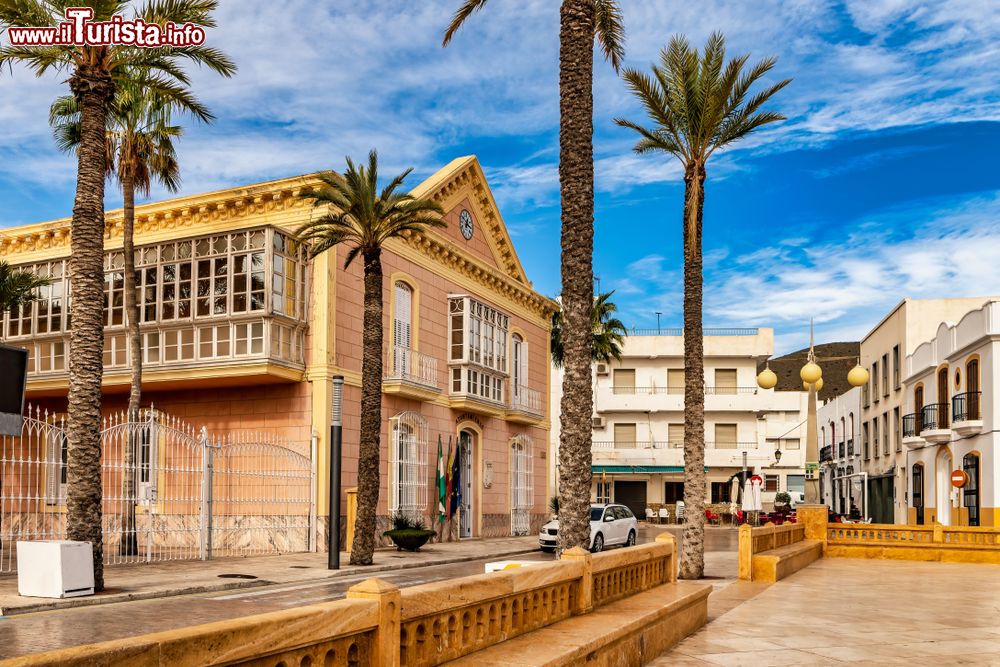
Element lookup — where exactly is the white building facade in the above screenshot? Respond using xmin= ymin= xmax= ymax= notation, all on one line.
xmin=571 ymin=328 xmax=808 ymax=518
xmin=902 ymin=299 xmax=999 ymax=527
xmin=818 ymin=387 xmax=862 ymax=516
xmin=860 ymin=297 xmax=994 ymax=523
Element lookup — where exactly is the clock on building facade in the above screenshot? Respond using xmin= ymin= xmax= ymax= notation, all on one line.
xmin=459 ymin=209 xmax=474 ymax=240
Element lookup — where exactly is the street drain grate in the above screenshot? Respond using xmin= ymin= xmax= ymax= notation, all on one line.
xmin=218 ymin=573 xmax=258 ymax=579
xmin=289 ymin=566 xmax=310 ymax=569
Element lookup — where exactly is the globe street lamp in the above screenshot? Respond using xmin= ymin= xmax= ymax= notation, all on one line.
xmin=756 ymin=321 xmax=869 ymax=507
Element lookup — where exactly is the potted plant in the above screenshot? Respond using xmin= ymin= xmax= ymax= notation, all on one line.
xmin=773 ymin=492 xmax=792 ymax=516
xmin=548 ymin=495 xmax=560 ymax=520
xmin=383 ymin=514 xmax=436 ymax=552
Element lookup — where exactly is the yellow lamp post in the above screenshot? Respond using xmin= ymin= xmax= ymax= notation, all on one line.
xmin=758 ymin=321 xmax=869 ymax=506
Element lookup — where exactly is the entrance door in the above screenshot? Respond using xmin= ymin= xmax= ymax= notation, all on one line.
xmin=936 ymin=449 xmax=952 ymax=526
xmin=459 ymin=431 xmax=474 ymax=538
xmin=664 ymin=481 xmax=684 ymax=504
xmin=963 ymin=454 xmax=980 ymax=527
xmin=612 ymin=480 xmax=646 ymax=519
xmin=912 ymin=464 xmax=924 ymax=525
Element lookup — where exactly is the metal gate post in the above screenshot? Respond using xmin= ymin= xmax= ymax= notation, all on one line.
xmin=199 ymin=427 xmax=214 ymax=560
xmin=309 ymin=429 xmax=318 ymax=553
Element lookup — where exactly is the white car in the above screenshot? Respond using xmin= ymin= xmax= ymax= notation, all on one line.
xmin=538 ymin=503 xmax=638 ymax=553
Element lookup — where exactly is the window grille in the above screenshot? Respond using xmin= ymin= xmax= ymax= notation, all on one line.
xmin=389 ymin=412 xmax=428 ymax=521
xmin=510 ymin=435 xmax=534 ymax=536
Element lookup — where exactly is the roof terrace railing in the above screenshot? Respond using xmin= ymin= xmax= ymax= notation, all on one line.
xmin=626 ymin=327 xmax=760 ymax=337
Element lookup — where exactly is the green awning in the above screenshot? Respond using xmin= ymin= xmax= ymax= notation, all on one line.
xmin=592 ymin=465 xmax=707 ymax=474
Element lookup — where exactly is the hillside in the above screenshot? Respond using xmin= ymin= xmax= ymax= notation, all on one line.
xmin=758 ymin=341 xmax=861 ymax=401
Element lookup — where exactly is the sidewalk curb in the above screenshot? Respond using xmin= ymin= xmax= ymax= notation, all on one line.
xmin=0 ymin=544 xmax=540 ymax=617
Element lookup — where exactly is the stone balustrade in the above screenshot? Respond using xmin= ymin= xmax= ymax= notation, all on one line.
xmin=13 ymin=534 xmax=681 ymax=667
xmin=826 ymin=522 xmax=1000 ymax=563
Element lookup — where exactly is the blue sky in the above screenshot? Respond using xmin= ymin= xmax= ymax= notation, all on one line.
xmin=2 ymin=1 xmax=999 ymax=352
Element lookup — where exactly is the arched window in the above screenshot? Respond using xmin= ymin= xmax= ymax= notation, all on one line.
xmin=389 ymin=412 xmax=428 ymax=521
xmin=511 ymin=333 xmax=528 ymax=391
xmin=510 ymin=434 xmax=534 ymax=536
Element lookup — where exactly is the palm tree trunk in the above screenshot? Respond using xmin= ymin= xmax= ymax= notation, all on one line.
xmin=349 ymin=247 xmax=384 ymax=565
xmin=556 ymin=0 xmax=596 ymax=553
xmin=66 ymin=66 xmax=115 ymax=592
xmin=121 ymin=172 xmax=140 ymax=557
xmin=680 ymin=161 xmax=707 ymax=580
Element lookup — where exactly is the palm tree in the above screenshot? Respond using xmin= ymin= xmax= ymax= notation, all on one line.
xmin=444 ymin=0 xmax=624 ymax=554
xmin=0 ymin=261 xmax=52 ymax=332
xmin=296 ymin=151 xmax=444 ymax=565
xmin=551 ymin=291 xmax=627 ymax=367
xmin=0 ymin=0 xmax=235 ymax=590
xmin=615 ymin=32 xmax=789 ymax=578
xmin=50 ymin=83 xmax=213 ymax=557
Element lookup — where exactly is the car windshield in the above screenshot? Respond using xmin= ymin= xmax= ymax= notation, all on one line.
xmin=591 ymin=507 xmax=605 ymax=521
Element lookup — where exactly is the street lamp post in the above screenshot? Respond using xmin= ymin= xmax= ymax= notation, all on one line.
xmin=756 ymin=321 xmax=869 ymax=510
xmin=329 ymin=376 xmax=344 ymax=569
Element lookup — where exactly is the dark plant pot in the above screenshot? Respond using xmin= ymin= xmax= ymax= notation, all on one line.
xmin=383 ymin=529 xmax=436 ymax=552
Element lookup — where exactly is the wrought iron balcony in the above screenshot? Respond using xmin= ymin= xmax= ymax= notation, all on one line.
xmin=952 ymin=391 xmax=983 ymax=436
xmin=919 ymin=403 xmax=951 ymax=444
xmin=920 ymin=403 xmax=948 ymax=431
xmin=820 ymin=445 xmax=834 ymax=463
xmin=952 ymin=391 xmax=981 ymax=422
xmin=902 ymin=413 xmax=920 ymax=438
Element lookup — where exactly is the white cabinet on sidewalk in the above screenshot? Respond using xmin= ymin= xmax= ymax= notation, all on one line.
xmin=16 ymin=541 xmax=95 ymax=598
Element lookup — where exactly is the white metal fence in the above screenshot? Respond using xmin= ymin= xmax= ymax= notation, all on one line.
xmin=510 ymin=435 xmax=533 ymax=536
xmin=1 ymin=405 xmax=313 ymax=573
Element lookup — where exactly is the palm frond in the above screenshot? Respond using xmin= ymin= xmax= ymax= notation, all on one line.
xmin=295 ymin=152 xmax=444 ymax=269
xmin=618 ymin=31 xmax=789 ymax=165
xmin=594 ymin=0 xmax=625 ymax=71
xmin=0 ymin=260 xmax=52 ymax=312
xmin=442 ymin=0 xmax=490 ymax=47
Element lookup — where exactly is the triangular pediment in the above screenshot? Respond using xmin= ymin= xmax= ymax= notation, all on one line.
xmin=410 ymin=156 xmax=531 ymax=286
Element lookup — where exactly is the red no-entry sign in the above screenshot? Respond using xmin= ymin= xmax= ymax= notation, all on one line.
xmin=951 ymin=470 xmax=968 ymax=488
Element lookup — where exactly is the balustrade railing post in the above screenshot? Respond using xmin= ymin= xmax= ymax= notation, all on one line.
xmin=738 ymin=524 xmax=752 ymax=581
xmin=560 ymin=547 xmax=593 ymax=614
xmin=347 ymin=579 xmax=401 ymax=667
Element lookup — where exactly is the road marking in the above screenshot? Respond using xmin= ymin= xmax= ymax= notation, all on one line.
xmin=211 ymin=574 xmax=376 ymax=600
xmin=291 ymin=578 xmax=433 ymax=606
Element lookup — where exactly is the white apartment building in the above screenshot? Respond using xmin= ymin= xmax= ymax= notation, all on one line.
xmin=902 ymin=299 xmax=998 ymax=527
xmin=818 ymin=387 xmax=862 ymax=516
xmin=551 ymin=328 xmax=808 ymax=518
xmin=860 ymin=297 xmax=994 ymax=523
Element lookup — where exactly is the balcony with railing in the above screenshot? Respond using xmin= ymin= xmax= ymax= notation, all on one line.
xmin=507 ymin=384 xmax=543 ymax=424
xmin=952 ymin=391 xmax=983 ymax=436
xmin=592 ymin=440 xmax=767 ymax=469
xmin=902 ymin=413 xmax=924 ymax=448
xmin=820 ymin=445 xmax=834 ymax=463
xmin=382 ymin=345 xmax=441 ymax=401
xmin=919 ymin=403 xmax=951 ymax=444
xmin=626 ymin=327 xmax=760 ymax=337
xmin=595 ymin=385 xmax=764 ymax=413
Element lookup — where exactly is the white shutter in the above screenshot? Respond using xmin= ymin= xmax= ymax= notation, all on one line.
xmin=519 ymin=340 xmax=529 ymax=393
xmin=393 ymin=282 xmax=412 ymax=349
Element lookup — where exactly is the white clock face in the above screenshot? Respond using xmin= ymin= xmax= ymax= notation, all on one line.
xmin=459 ymin=209 xmax=474 ymax=240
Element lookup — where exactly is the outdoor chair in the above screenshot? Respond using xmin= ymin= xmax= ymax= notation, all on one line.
xmin=658 ymin=507 xmax=669 ymax=523
xmin=645 ymin=507 xmax=656 ymax=524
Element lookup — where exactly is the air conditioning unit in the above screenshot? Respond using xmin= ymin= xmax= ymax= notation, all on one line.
xmin=592 ymin=416 xmax=606 ymax=429
xmin=596 ymin=363 xmax=609 ymax=376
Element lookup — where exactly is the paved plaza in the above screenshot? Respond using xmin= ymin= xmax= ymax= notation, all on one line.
xmin=653 ymin=558 xmax=1000 ymax=666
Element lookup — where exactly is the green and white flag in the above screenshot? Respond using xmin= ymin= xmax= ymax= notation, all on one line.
xmin=436 ymin=434 xmax=446 ymax=523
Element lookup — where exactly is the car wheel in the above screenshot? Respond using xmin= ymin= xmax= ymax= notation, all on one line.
xmin=540 ymin=546 xmax=556 ymax=553
xmin=591 ymin=533 xmax=604 ymax=553
xmin=626 ymin=530 xmax=636 ymax=547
